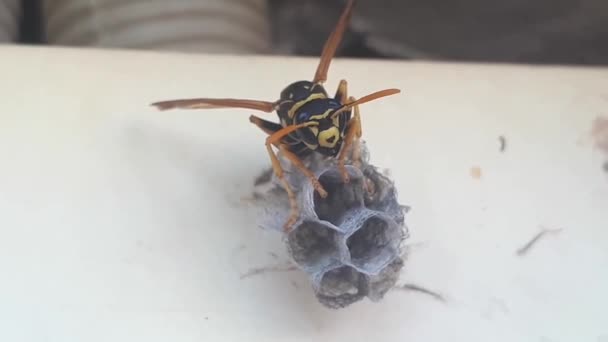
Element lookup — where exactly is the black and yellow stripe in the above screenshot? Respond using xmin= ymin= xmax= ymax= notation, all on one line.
xmin=286 ymin=93 xmax=327 ymax=120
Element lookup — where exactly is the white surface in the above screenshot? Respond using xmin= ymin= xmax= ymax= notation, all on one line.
xmin=0 ymin=45 xmax=607 ymax=342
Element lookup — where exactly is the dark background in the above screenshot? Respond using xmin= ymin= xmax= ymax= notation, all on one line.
xmin=17 ymin=0 xmax=608 ymax=65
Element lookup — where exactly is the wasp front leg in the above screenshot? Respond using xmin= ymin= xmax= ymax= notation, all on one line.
xmin=263 ymin=122 xmax=328 ymax=231
xmin=337 ymin=96 xmax=362 ymax=183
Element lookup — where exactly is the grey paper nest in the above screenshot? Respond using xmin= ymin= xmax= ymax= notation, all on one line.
xmin=254 ymin=142 xmax=410 ymax=309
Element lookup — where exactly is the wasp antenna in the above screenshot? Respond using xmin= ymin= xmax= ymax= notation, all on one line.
xmin=150 ymin=98 xmax=277 ymax=112
xmin=331 ymin=88 xmax=401 ymax=117
xmin=272 ymin=121 xmax=320 ymax=139
xmin=312 ymin=0 xmax=356 ymax=84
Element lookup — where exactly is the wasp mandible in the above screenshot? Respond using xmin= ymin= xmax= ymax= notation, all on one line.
xmin=151 ymin=0 xmax=400 ymax=231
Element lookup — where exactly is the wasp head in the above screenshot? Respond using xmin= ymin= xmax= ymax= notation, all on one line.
xmin=293 ymin=99 xmax=349 ymax=156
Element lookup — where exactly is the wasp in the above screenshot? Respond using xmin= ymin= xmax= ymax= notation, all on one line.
xmin=151 ymin=0 xmax=400 ymax=231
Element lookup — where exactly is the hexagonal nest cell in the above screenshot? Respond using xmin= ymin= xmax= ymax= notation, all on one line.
xmin=287 ymin=221 xmax=342 ymax=270
xmin=368 ymin=256 xmax=405 ymax=301
xmin=313 ymin=168 xmax=365 ymax=225
xmin=250 ymin=140 xmax=410 ymax=309
xmin=346 ymin=214 xmax=402 ymax=273
xmin=315 ymin=265 xmax=369 ymax=309
xmin=361 ymin=164 xmax=407 ymax=225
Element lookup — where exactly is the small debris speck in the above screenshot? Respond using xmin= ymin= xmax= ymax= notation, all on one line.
xmin=470 ymin=166 xmax=482 ymax=180
xmin=240 ymin=264 xmax=297 ymax=279
xmin=591 ymin=117 xmax=608 ymax=153
xmin=499 ymin=135 xmax=507 ymax=152
xmin=398 ymin=283 xmax=446 ymax=302
xmin=254 ymin=168 xmax=273 ymax=186
xmin=268 ymin=252 xmax=279 ymax=259
xmin=516 ymin=227 xmax=563 ymax=256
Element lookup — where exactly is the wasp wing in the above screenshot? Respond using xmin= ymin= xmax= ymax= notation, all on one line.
xmin=151 ymin=98 xmax=277 ymax=112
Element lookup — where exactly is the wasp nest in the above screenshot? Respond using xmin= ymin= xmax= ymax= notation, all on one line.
xmin=253 ymin=142 xmax=410 ymax=309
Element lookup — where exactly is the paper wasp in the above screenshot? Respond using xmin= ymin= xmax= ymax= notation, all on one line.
xmin=151 ymin=0 xmax=400 ymax=231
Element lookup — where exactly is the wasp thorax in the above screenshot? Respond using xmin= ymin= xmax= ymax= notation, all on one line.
xmin=280 ymin=80 xmax=328 ymax=102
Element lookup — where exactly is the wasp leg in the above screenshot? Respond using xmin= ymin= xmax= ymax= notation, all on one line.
xmin=267 ymin=126 xmax=328 ymax=199
xmin=250 ymin=115 xmax=298 ymax=230
xmin=352 ymin=99 xmax=363 ymax=168
xmin=278 ymin=145 xmax=328 ymax=198
xmin=249 ymin=115 xmax=282 ymax=135
xmin=248 ymin=115 xmax=298 ymax=230
xmin=337 ymin=96 xmax=362 ymax=183
xmin=264 ymin=142 xmax=299 ymax=231
xmin=334 ymin=79 xmax=348 ymax=103
xmin=250 ymin=114 xmax=302 ymax=147
xmin=265 ymin=124 xmax=328 ymax=231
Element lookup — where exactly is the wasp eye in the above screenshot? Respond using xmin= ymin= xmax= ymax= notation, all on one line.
xmin=297 ymin=111 xmax=309 ymax=122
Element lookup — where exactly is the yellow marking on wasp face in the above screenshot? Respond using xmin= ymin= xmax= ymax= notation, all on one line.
xmin=318 ymin=127 xmax=340 ymax=148
xmin=309 ymin=126 xmax=319 ymax=136
xmin=287 ymin=93 xmax=326 ymax=119
xmin=310 ymin=108 xmax=333 ymax=121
